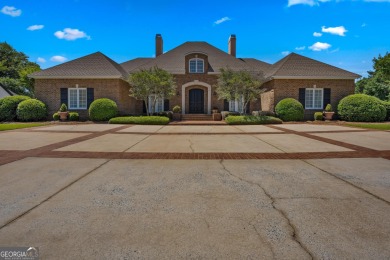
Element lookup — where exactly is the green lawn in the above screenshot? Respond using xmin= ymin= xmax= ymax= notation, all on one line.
xmin=0 ymin=123 xmax=47 ymax=131
xmin=346 ymin=123 xmax=390 ymax=130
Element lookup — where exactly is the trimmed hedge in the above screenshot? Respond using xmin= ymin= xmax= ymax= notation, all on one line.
xmin=382 ymin=101 xmax=390 ymax=121
xmin=314 ymin=112 xmax=323 ymax=121
xmin=338 ymin=94 xmax=386 ymax=122
xmin=89 ymin=98 xmax=118 ymax=121
xmin=0 ymin=95 xmax=31 ymax=121
xmin=16 ymin=99 xmax=47 ymax=121
xmin=275 ymin=98 xmax=304 ymax=122
xmin=109 ymin=116 xmax=170 ymax=125
xmin=69 ymin=112 xmax=79 ymax=121
xmin=225 ymin=115 xmax=283 ymax=125
xmin=152 ymin=111 xmax=173 ymax=120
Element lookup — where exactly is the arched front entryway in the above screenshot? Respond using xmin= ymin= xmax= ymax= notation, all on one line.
xmin=181 ymin=80 xmax=211 ymax=114
xmin=189 ymin=89 xmax=204 ymax=113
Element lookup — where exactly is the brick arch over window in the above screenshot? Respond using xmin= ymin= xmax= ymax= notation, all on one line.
xmin=181 ymin=81 xmax=211 ymax=114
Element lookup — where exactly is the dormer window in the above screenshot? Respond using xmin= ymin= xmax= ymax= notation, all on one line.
xmin=189 ymin=58 xmax=204 ymax=73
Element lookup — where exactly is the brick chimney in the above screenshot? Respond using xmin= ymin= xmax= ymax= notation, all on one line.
xmin=228 ymin=34 xmax=236 ymax=57
xmin=155 ymin=34 xmax=163 ymax=57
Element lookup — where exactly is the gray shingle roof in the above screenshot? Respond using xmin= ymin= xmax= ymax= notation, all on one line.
xmin=265 ymin=53 xmax=360 ymax=79
xmin=131 ymin=42 xmax=254 ymax=74
xmin=30 ymin=52 xmax=128 ymax=79
xmin=31 ymin=43 xmax=360 ymax=80
xmin=120 ymin=58 xmax=154 ymax=73
xmin=0 ymin=83 xmax=14 ymax=98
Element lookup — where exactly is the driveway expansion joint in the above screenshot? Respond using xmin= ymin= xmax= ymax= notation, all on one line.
xmin=303 ymin=160 xmax=390 ymax=205
xmin=219 ymin=159 xmax=314 ymax=259
xmin=0 ymin=159 xmax=111 ymax=231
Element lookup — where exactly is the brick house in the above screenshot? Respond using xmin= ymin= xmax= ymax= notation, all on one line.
xmin=31 ymin=34 xmax=360 ymax=119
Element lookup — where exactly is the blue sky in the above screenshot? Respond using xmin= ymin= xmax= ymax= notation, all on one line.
xmin=1 ymin=0 xmax=389 ymax=77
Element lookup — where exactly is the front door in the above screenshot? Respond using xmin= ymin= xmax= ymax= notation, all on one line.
xmin=189 ymin=89 xmax=204 ymax=114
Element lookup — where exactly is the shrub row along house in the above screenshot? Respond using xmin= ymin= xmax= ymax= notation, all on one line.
xmin=30 ymin=34 xmax=360 ymax=119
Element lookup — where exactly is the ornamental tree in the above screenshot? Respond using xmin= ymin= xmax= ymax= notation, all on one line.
xmin=128 ymin=66 xmax=176 ymax=116
xmin=216 ymin=67 xmax=265 ymax=114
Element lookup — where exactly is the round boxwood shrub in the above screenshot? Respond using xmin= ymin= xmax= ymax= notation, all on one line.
xmin=89 ymin=98 xmax=118 ymax=121
xmin=53 ymin=112 xmax=60 ymax=121
xmin=275 ymin=98 xmax=304 ymax=122
xmin=0 ymin=95 xmax=31 ymax=121
xmin=69 ymin=112 xmax=79 ymax=121
xmin=338 ymin=94 xmax=386 ymax=122
xmin=314 ymin=112 xmax=323 ymax=121
xmin=16 ymin=99 xmax=47 ymax=121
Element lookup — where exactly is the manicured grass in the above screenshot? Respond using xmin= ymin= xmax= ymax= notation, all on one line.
xmin=0 ymin=123 xmax=47 ymax=131
xmin=225 ymin=115 xmax=283 ymax=125
xmin=109 ymin=116 xmax=170 ymax=125
xmin=346 ymin=123 xmax=390 ymax=131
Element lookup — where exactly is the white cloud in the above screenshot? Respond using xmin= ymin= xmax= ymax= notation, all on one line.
xmin=214 ymin=17 xmax=231 ymax=25
xmin=37 ymin=57 xmax=46 ymax=63
xmin=309 ymin=42 xmax=331 ymax=51
xmin=295 ymin=46 xmax=306 ymax=50
xmin=1 ymin=6 xmax=22 ymax=17
xmin=50 ymin=56 xmax=67 ymax=63
xmin=321 ymin=26 xmax=347 ymax=36
xmin=288 ymin=0 xmax=317 ymax=6
xmin=288 ymin=0 xmax=390 ymax=7
xmin=54 ymin=28 xmax=91 ymax=40
xmin=313 ymin=32 xmax=322 ymax=37
xmin=27 ymin=25 xmax=44 ymax=31
xmin=282 ymin=51 xmax=291 ymax=56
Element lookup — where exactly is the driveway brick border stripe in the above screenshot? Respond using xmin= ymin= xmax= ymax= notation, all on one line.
xmin=0 ymin=124 xmax=389 ymax=166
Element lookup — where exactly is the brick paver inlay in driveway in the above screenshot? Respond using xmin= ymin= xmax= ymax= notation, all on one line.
xmin=0 ymin=123 xmax=389 ymax=259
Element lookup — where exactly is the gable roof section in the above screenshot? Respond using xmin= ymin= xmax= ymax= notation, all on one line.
xmin=30 ymin=52 xmax=128 ymax=79
xmin=265 ymin=53 xmax=360 ymax=79
xmin=120 ymin=58 xmax=154 ymax=72
xmin=131 ymin=42 xmax=253 ymax=74
xmin=240 ymin=58 xmax=272 ymax=76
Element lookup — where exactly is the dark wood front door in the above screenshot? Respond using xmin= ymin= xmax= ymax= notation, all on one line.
xmin=189 ymin=89 xmax=204 ymax=114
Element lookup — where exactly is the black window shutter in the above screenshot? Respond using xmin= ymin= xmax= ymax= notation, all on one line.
xmin=246 ymin=101 xmax=250 ymax=114
xmin=87 ymin=88 xmax=94 ymax=108
xmin=142 ymin=101 xmax=147 ymax=114
xmin=60 ymin=88 xmax=68 ymax=106
xmin=164 ymin=99 xmax=170 ymax=111
xmin=298 ymin=88 xmax=306 ymax=107
xmin=223 ymin=99 xmax=229 ymax=111
xmin=323 ymin=88 xmax=331 ymax=109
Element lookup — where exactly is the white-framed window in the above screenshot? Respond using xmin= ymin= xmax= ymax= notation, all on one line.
xmin=148 ymin=95 xmax=164 ymax=113
xmin=305 ymin=88 xmax=323 ymax=109
xmin=229 ymin=95 xmax=244 ymax=113
xmin=189 ymin=58 xmax=204 ymax=73
xmin=68 ymin=88 xmax=87 ymax=109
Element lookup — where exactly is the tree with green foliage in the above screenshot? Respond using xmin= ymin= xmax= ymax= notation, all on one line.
xmin=216 ymin=67 xmax=265 ymax=114
xmin=0 ymin=42 xmax=40 ymax=96
xmin=128 ymin=66 xmax=176 ymax=116
xmin=356 ymin=52 xmax=390 ymax=101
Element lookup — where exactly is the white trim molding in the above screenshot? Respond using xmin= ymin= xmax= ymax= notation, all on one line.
xmin=181 ymin=81 xmax=212 ymax=114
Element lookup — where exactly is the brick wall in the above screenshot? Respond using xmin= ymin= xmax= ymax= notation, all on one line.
xmin=260 ymin=90 xmax=275 ymax=111
xmin=271 ymin=79 xmax=355 ymax=119
xmin=35 ymin=78 xmax=137 ymax=118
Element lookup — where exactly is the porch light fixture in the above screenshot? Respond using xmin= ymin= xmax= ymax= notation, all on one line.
xmin=176 ymin=91 xmax=180 ymax=96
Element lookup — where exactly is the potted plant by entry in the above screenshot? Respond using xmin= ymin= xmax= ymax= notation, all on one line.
xmin=58 ymin=103 xmax=69 ymax=121
xmin=212 ymin=107 xmax=219 ymax=114
xmin=172 ymin=105 xmax=181 ymax=121
xmin=323 ymin=104 xmax=335 ymax=120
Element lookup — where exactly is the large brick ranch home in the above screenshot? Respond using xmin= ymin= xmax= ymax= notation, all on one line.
xmin=31 ymin=34 xmax=360 ymax=119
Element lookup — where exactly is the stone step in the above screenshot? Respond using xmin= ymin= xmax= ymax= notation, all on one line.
xmin=181 ymin=114 xmax=213 ymax=121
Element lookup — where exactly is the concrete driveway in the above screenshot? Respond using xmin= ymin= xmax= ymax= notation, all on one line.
xmin=0 ymin=123 xmax=389 ymax=259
